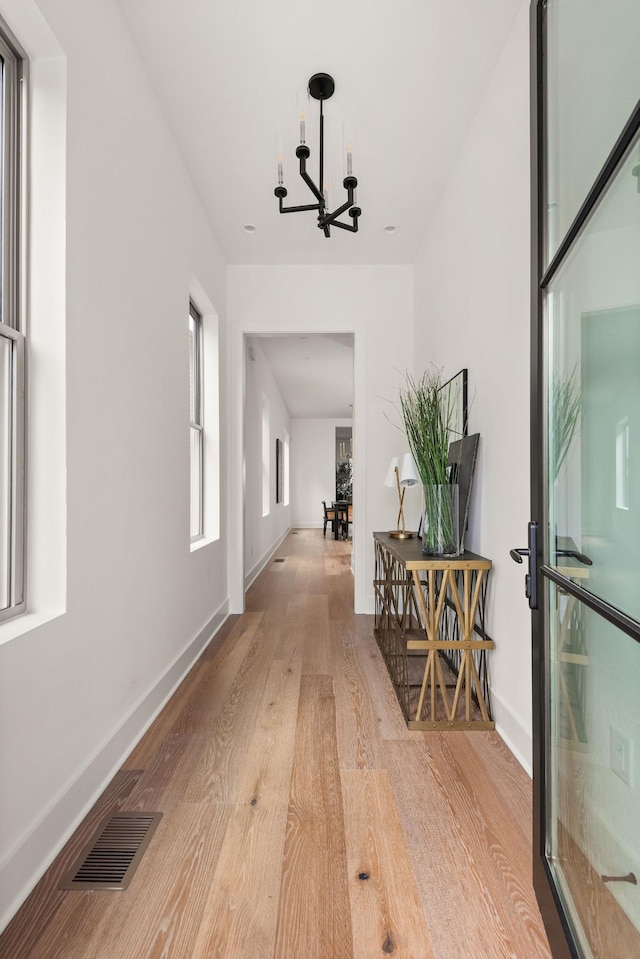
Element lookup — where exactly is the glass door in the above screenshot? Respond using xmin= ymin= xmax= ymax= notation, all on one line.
xmin=531 ymin=2 xmax=640 ymax=956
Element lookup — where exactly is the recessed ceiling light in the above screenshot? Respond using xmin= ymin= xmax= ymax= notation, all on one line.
xmin=383 ymin=225 xmax=397 ymax=234
xmin=243 ymin=224 xmax=257 ymax=234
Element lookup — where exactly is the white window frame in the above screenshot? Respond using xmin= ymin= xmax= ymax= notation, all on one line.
xmin=189 ymin=300 xmax=204 ymax=542
xmin=615 ymin=415 xmax=630 ymax=511
xmin=188 ymin=289 xmax=220 ymax=550
xmin=283 ymin=430 xmax=290 ymax=506
xmin=0 ymin=24 xmax=26 ymax=624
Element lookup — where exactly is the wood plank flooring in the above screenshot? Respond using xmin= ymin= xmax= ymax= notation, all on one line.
xmin=0 ymin=529 xmax=552 ymax=958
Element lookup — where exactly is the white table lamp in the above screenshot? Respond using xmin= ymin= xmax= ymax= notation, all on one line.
xmin=385 ymin=452 xmax=418 ymax=538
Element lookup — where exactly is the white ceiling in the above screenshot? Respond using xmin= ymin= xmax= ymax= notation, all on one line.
xmin=117 ymin=1 xmax=521 ymax=416
xmin=117 ymin=0 xmax=523 ymax=266
xmin=253 ymin=334 xmax=354 ymax=419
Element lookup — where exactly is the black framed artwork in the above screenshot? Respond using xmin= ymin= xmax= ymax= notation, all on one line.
xmin=439 ymin=368 xmax=468 ymax=438
xmin=447 ymin=432 xmax=479 ymax=552
xmin=275 ymin=437 xmax=283 ymax=504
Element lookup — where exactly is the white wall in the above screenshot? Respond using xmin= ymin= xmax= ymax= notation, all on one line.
xmin=0 ymin=0 xmax=229 ymax=930
xmin=227 ymin=265 xmax=414 ymax=614
xmin=291 ymin=418 xmax=352 ymax=528
xmin=413 ymin=2 xmax=532 ymax=768
xmin=244 ymin=338 xmax=291 ymax=583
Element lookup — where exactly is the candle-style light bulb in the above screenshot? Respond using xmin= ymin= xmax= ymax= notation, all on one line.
xmin=277 ymin=153 xmax=284 ymax=186
xmin=346 ymin=143 xmax=353 ymax=176
xmin=300 ymin=112 xmax=306 ymax=144
xmin=323 ymin=182 xmax=329 ymax=211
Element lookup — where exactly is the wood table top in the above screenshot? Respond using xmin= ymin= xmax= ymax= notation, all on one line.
xmin=373 ymin=531 xmax=492 ymax=571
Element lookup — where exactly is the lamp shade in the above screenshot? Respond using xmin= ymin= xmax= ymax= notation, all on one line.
xmin=384 ymin=456 xmax=400 ymax=487
xmin=399 ymin=452 xmax=419 ymax=487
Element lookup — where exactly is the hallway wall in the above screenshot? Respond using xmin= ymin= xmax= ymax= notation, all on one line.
xmin=413 ymin=1 xmax=532 ymax=767
xmin=0 ymin=0 xmax=229 ymax=929
xmin=290 ymin=418 xmax=353 ymax=529
xmin=244 ymin=337 xmax=292 ymax=584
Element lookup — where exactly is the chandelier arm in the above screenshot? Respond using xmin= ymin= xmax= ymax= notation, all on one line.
xmin=295 ymin=144 xmax=324 ymax=204
xmin=300 ymin=169 xmax=324 ymax=204
xmin=318 ymin=175 xmax=358 ymax=228
xmin=319 ymin=197 xmax=353 ymax=227
xmin=274 ymin=184 xmax=320 ymax=214
xmin=329 ymin=218 xmax=359 ymax=233
xmin=279 ymin=200 xmax=321 ymax=213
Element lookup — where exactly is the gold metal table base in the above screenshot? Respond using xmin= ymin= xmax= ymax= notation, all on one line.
xmin=373 ymin=532 xmax=494 ymax=730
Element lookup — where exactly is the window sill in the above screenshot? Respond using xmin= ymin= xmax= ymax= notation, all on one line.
xmin=0 ymin=607 xmax=66 ymax=647
xmin=190 ymin=534 xmax=219 ymax=554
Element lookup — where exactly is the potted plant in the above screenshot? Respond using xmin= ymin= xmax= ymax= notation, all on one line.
xmin=335 ymin=458 xmax=353 ymax=500
xmin=399 ymin=368 xmax=460 ymax=555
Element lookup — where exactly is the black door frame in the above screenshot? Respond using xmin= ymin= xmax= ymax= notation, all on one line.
xmin=530 ymin=3 xmax=640 ymax=956
xmin=529 ymin=6 xmax=575 ymax=955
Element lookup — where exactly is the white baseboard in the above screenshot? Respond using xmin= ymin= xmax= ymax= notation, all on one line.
xmin=491 ymin=687 xmax=532 ymax=776
xmin=244 ymin=527 xmax=291 ymax=591
xmin=0 ymin=602 xmax=229 ymax=934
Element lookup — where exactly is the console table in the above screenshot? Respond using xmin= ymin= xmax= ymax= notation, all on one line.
xmin=373 ymin=532 xmax=494 ymax=730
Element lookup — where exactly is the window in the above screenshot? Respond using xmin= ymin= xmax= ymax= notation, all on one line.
xmin=0 ymin=27 xmax=25 ymax=624
xmin=189 ymin=300 xmax=204 ymax=541
xmin=188 ymin=291 xmax=220 ymax=548
xmin=616 ymin=416 xmax=630 ymax=511
xmin=283 ymin=430 xmax=290 ymax=506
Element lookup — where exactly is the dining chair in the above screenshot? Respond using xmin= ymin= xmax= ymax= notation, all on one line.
xmin=322 ymin=501 xmax=336 ymax=537
xmin=340 ymin=503 xmax=353 ymax=539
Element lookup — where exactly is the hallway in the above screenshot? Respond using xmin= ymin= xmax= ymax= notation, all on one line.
xmin=1 ymin=530 xmax=552 ymax=958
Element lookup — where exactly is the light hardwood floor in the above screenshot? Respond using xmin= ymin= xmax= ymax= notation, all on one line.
xmin=0 ymin=530 xmax=552 ymax=958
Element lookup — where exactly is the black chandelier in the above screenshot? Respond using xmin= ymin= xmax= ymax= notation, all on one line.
xmin=274 ymin=73 xmax=361 ymax=237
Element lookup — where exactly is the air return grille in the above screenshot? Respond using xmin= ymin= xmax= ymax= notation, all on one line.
xmin=60 ymin=812 xmax=162 ymax=890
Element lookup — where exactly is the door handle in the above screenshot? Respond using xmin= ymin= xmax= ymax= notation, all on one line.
xmin=555 ymin=548 xmax=593 ymax=566
xmin=510 ymin=521 xmax=538 ymax=610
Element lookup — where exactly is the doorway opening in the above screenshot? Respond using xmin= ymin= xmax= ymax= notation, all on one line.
xmin=237 ymin=331 xmax=359 ymax=604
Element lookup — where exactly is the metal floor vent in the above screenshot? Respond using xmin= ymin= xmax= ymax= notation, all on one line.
xmin=273 ymin=557 xmax=287 ymax=564
xmin=60 ymin=812 xmax=163 ymax=891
